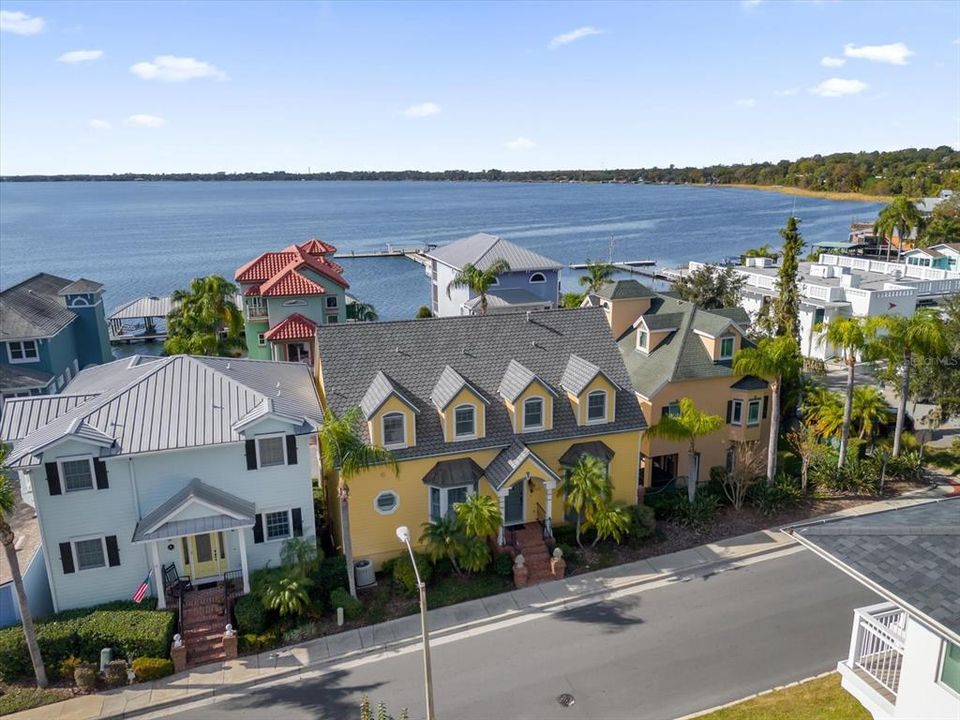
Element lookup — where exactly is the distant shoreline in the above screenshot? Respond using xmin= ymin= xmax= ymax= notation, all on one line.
xmin=715 ymin=183 xmax=892 ymax=203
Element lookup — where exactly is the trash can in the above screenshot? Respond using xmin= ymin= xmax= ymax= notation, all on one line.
xmin=99 ymin=647 xmax=113 ymax=672
xmin=354 ymin=559 xmax=376 ymax=588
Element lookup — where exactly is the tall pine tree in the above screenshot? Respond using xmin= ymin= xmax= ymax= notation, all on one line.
xmin=774 ymin=216 xmax=803 ymax=343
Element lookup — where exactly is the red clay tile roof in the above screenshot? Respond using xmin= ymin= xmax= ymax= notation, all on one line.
xmin=243 ymin=284 xmax=262 ymax=296
xmin=299 ymin=238 xmax=337 ymax=256
xmin=263 ymin=313 xmax=318 ymax=341
xmin=259 ymin=262 xmax=328 ymax=297
xmin=235 ymin=242 xmax=349 ymax=292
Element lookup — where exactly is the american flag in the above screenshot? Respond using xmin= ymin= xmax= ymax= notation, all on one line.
xmin=133 ymin=569 xmax=152 ymax=604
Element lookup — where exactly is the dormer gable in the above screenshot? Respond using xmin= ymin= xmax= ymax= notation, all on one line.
xmin=633 ymin=316 xmax=677 ymax=354
xmin=560 ymin=354 xmax=620 ymax=426
xmin=431 ymin=365 xmax=489 ymax=442
xmin=692 ymin=319 xmax=745 ymax=362
xmin=498 ymin=359 xmax=557 ymax=433
xmin=360 ymin=371 xmax=419 ymax=449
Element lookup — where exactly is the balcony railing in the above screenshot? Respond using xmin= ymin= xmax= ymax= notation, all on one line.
xmin=850 ymin=604 xmax=906 ymax=700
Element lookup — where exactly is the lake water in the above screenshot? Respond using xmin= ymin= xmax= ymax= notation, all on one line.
xmin=0 ymin=181 xmax=883 ymax=321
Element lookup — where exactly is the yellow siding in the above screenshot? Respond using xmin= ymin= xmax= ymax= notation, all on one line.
xmin=605 ymin=296 xmax=652 ymax=338
xmin=368 ymin=395 xmax=417 ymax=448
xmin=567 ymin=375 xmax=617 ymax=426
xmin=439 ymin=387 xmax=487 ymax=442
xmin=507 ymin=380 xmax=554 ymax=433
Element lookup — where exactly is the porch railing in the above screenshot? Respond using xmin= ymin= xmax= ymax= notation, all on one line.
xmin=535 ymin=503 xmax=552 ymax=539
xmin=851 ymin=605 xmax=906 ymax=698
xmin=222 ymin=569 xmax=245 ymax=617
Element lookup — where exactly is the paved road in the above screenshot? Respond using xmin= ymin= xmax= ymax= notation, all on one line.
xmin=166 ymin=550 xmax=877 ymax=720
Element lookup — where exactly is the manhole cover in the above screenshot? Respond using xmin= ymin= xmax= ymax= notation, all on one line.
xmin=557 ymin=693 xmax=576 ymax=708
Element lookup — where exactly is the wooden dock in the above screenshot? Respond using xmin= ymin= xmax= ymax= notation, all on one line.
xmin=334 ymin=244 xmax=436 ymax=267
xmin=568 ymin=259 xmax=655 ymax=270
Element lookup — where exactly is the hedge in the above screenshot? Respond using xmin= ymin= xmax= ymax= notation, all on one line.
xmin=131 ymin=657 xmax=174 ymax=682
xmin=0 ymin=599 xmax=175 ymax=682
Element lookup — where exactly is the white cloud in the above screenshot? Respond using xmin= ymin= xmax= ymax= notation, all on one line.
xmin=402 ymin=102 xmax=440 ymax=118
xmin=735 ymin=98 xmax=757 ymax=108
xmin=740 ymin=0 xmax=764 ymax=9
xmin=809 ymin=78 xmax=868 ymax=97
xmin=843 ymin=42 xmax=914 ymax=65
xmin=820 ymin=56 xmax=846 ymax=67
xmin=505 ymin=137 xmax=536 ymax=150
xmin=130 ymin=55 xmax=227 ymax=82
xmin=88 ymin=119 xmax=112 ymax=130
xmin=58 ymin=49 xmax=104 ymax=64
xmin=0 ymin=10 xmax=45 ymax=35
xmin=549 ymin=26 xmax=603 ymax=49
xmin=126 ymin=114 xmax=167 ymax=128
xmin=774 ymin=88 xmax=800 ymax=96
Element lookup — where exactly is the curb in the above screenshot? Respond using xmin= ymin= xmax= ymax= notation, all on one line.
xmin=673 ymin=670 xmax=835 ymax=719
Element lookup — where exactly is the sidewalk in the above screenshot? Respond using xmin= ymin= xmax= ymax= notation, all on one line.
xmin=9 ymin=493 xmax=946 ymax=720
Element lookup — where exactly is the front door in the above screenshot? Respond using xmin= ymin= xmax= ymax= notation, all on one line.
xmin=504 ymin=482 xmax=525 ymax=527
xmin=181 ymin=532 xmax=227 ymax=581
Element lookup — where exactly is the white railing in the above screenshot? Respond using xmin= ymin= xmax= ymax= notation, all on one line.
xmin=851 ymin=604 xmax=906 ymax=698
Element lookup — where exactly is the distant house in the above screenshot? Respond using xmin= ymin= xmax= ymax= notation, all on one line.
xmin=425 ymin=233 xmax=563 ymax=316
xmin=902 ymin=244 xmax=960 ymax=272
xmin=235 ymin=239 xmax=349 ymax=365
xmin=788 ymin=499 xmax=960 ymax=720
xmin=0 ymin=273 xmax=112 ymax=406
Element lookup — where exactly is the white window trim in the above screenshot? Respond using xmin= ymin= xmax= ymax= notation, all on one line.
xmin=257 ymin=333 xmax=266 ymax=347
xmin=256 ymin=432 xmax=288 ymax=468
xmin=282 ymin=299 xmax=307 ymax=307
xmin=263 ymin=507 xmax=293 ymax=543
xmin=374 ymin=490 xmax=400 ymax=515
xmin=7 ymin=340 xmax=39 ymax=364
xmin=488 ymin=276 xmax=500 ymax=286
xmin=730 ymin=399 xmax=744 ymax=426
xmin=325 ymin=296 xmax=339 ymax=309
xmin=427 ymin=484 xmax=473 ymax=521
xmin=381 ymin=412 xmax=408 ymax=450
xmin=747 ymin=399 xmax=762 ymax=427
xmin=57 ymin=455 xmax=96 ymax=494
xmin=453 ymin=403 xmax=477 ymax=440
xmin=719 ymin=335 xmax=735 ymax=360
xmin=522 ymin=396 xmax=546 ymax=432
xmin=586 ymin=390 xmax=608 ymax=425
xmin=71 ymin=534 xmax=108 ymax=572
xmin=637 ymin=330 xmax=649 ymax=354
xmin=529 ymin=272 xmax=546 ymax=284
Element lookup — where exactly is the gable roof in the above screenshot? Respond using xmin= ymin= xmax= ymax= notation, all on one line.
xmin=264 ymin=313 xmax=317 ymax=341
xmin=430 ymin=365 xmax=489 ymax=411
xmin=485 ymin=440 xmax=561 ymax=491
xmin=426 ymin=233 xmax=563 ymax=272
xmin=596 ymin=279 xmax=656 ymax=300
xmin=58 ymin=279 xmax=104 ymax=296
xmin=235 ymin=242 xmax=348 ymax=293
xmin=298 ymin=238 xmax=338 ymax=256
xmin=560 ymin=354 xmax=620 ymax=395
xmin=317 ymin=307 xmax=645 ymax=461
xmin=787 ymin=499 xmax=960 ymax=644
xmin=132 ymin=478 xmax=256 ymax=543
xmin=498 ymin=359 xmax=557 ymax=402
xmin=1 ymin=355 xmax=323 ymax=468
xmin=359 ymin=371 xmax=420 ymax=419
xmin=0 ymin=273 xmax=79 ymax=340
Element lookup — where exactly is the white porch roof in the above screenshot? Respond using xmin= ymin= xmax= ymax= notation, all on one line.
xmin=132 ymin=478 xmax=256 ymax=543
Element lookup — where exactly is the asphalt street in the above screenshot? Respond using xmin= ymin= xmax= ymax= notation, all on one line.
xmin=164 ymin=548 xmax=878 ymax=720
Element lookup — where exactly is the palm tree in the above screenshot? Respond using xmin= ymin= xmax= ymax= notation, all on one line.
xmin=454 ymin=494 xmax=501 ymax=540
xmin=419 ymin=516 xmax=465 ymax=574
xmin=732 ymin=336 xmax=802 ymax=482
xmin=816 ymin=316 xmax=873 ymax=468
xmin=870 ymin=310 xmax=948 ymax=457
xmin=802 ymin=385 xmax=844 ymax=440
xmin=447 ymin=260 xmax=511 ymax=314
xmin=351 ymin=302 xmax=379 ymax=322
xmin=165 ymin=275 xmax=244 ymax=356
xmin=318 ymin=407 xmax=398 ymax=598
xmin=582 ymin=497 xmax=631 ymax=547
xmin=874 ymin=196 xmax=924 ymax=261
xmin=851 ymin=386 xmax=891 ymax=441
xmin=0 ymin=446 xmax=47 ymax=687
xmin=561 ymin=455 xmax=609 ymax=548
xmin=578 ymin=260 xmax=615 ymax=294
xmin=645 ymin=398 xmax=723 ymax=501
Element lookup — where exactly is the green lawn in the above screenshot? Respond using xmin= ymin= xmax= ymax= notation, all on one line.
xmin=926 ymin=446 xmax=960 ymax=477
xmin=0 ymin=685 xmax=73 ymax=715
xmin=695 ymin=674 xmax=869 ymax=720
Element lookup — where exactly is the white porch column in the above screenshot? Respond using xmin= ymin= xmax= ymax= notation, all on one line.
xmin=238 ymin=529 xmax=251 ymax=594
xmin=497 ymin=492 xmax=506 ymax=546
xmin=150 ymin=541 xmax=165 ymax=609
xmin=544 ymin=482 xmax=554 ymax=538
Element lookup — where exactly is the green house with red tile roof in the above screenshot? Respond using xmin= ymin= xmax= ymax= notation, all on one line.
xmin=234 ymin=239 xmax=348 ymax=364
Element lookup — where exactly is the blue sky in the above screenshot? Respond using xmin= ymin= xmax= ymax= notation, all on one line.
xmin=1 ymin=0 xmax=957 ymax=174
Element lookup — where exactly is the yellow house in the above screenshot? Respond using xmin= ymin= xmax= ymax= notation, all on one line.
xmin=585 ymin=280 xmax=771 ymax=490
xmin=314 ymin=308 xmax=646 ymax=569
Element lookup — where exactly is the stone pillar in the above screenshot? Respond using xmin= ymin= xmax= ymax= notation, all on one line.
xmin=171 ymin=636 xmax=187 ymax=673
xmin=550 ymin=548 xmax=566 ymax=579
xmin=512 ymin=554 xmax=528 ymax=588
xmin=223 ymin=625 xmax=238 ymax=660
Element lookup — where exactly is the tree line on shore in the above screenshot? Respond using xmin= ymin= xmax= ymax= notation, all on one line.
xmin=4 ymin=146 xmax=957 ymax=198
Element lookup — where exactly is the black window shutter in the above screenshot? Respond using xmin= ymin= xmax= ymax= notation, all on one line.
xmin=94 ymin=459 xmax=109 ymax=489
xmin=105 ymin=536 xmax=120 ymax=567
xmin=762 ymin=396 xmax=769 ymax=419
xmin=661 ymin=406 xmax=669 ymax=418
xmin=253 ymin=514 xmax=264 ymax=544
xmin=286 ymin=435 xmax=298 ymax=465
xmin=60 ymin=542 xmax=75 ymax=574
xmin=292 ymin=508 xmax=303 ymax=537
xmin=726 ymin=401 xmax=733 ymax=424
xmin=46 ymin=462 xmax=62 ymax=496
xmin=245 ymin=439 xmax=257 ymax=470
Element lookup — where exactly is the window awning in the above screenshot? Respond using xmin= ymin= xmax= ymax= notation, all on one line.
xmin=132 ymin=478 xmax=256 ymax=543
xmin=422 ymin=458 xmax=485 ymax=489
xmin=559 ymin=440 xmax=615 ymax=467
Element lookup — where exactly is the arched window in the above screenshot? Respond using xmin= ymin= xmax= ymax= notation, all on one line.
xmin=523 ymin=397 xmax=545 ymax=431
xmin=586 ymin=390 xmax=607 ymax=423
xmin=381 ymin=412 xmax=406 ymax=448
xmin=453 ymin=404 xmax=476 ymax=439
xmin=529 ymin=272 xmax=546 ymax=284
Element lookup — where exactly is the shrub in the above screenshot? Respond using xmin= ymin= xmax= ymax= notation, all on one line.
xmin=494 ymin=553 xmax=514 ymax=577
xmin=75 ymin=663 xmax=97 ymax=692
xmin=58 ymin=655 xmax=84 ymax=682
xmin=250 ymin=566 xmax=286 ymax=601
xmin=809 ymin=455 xmax=880 ymax=495
xmin=238 ymin=631 xmax=279 ymax=654
xmin=625 ymin=504 xmax=656 ymax=545
xmin=233 ymin=594 xmax=270 ymax=634
xmin=315 ymin=555 xmax=349 ymax=604
xmin=749 ymin=475 xmax=804 ymax=516
xmin=282 ymin=621 xmax=324 ymax=645
xmin=103 ymin=659 xmax=129 ymax=688
xmin=393 ymin=551 xmax=432 ymax=595
xmin=550 ymin=524 xmax=578 ymax=546
xmin=672 ymin=492 xmax=721 ymax=530
xmin=330 ymin=588 xmax=363 ymax=620
xmin=644 ymin=486 xmax=684 ymax=520
xmin=131 ymin=657 xmax=174 ymax=682
xmin=261 ymin=573 xmax=313 ymax=618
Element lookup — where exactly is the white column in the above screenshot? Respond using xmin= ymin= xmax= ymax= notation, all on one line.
xmin=497 ymin=492 xmax=506 ymax=546
xmin=150 ymin=541 xmax=166 ymax=609
xmin=238 ymin=529 xmax=251 ymax=594
xmin=544 ymin=483 xmax=554 ymax=538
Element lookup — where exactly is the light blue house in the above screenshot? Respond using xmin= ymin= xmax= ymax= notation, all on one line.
xmin=0 ymin=273 xmax=113 ymax=407
xmin=425 ymin=233 xmax=563 ymax=316
xmin=0 ymin=354 xmax=323 ymax=661
xmin=0 ymin=503 xmax=54 ymax=628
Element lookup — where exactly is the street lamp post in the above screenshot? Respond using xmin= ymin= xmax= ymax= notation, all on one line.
xmin=396 ymin=526 xmax=436 ymax=720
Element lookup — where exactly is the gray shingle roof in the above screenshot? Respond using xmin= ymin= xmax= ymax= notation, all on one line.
xmin=132 ymin=478 xmax=256 ymax=543
xmin=560 ymin=354 xmax=619 ymax=395
xmin=0 ymin=273 xmax=78 ymax=340
xmin=462 ymin=288 xmax=551 ymax=311
xmin=1 ymin=355 xmax=323 ymax=468
xmin=789 ymin=499 xmax=960 ymax=643
xmin=0 ymin=365 xmax=54 ymax=393
xmin=58 ymin=279 xmax=104 ymax=296
xmin=484 ymin=440 xmax=561 ymax=491
xmin=559 ymin=440 xmax=615 ymax=467
xmin=596 ymin=280 xmax=656 ymax=300
xmin=730 ymin=375 xmax=769 ymax=391
xmin=317 ymin=307 xmax=646 ymax=462
xmin=426 ymin=233 xmax=563 ymax=272
xmin=497 ymin=359 xmax=558 ymax=403
xmin=421 ymin=458 xmax=485 ymax=489
xmin=430 ymin=365 xmax=489 ymax=411
xmin=360 ymin=371 xmax=419 ymax=419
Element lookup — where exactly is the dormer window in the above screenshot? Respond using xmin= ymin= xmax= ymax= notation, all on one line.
xmin=637 ymin=330 xmax=649 ymax=352
xmin=454 ymin=404 xmax=476 ymax=439
xmin=587 ymin=390 xmax=607 ymax=424
xmin=529 ymin=272 xmax=546 ymax=284
xmin=382 ymin=412 xmax=406 ymax=449
xmin=719 ymin=336 xmax=735 ymax=360
xmin=523 ymin=397 xmax=544 ymax=431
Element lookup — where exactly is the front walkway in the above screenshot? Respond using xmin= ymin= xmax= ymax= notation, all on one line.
xmin=9 ymin=492 xmax=949 ymax=720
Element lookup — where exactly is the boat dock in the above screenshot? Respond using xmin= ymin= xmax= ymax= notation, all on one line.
xmin=334 ymin=244 xmax=436 ymax=268
xmin=108 ymin=295 xmax=177 ymax=344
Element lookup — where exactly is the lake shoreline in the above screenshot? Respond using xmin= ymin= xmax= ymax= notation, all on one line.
xmin=706 ymin=183 xmax=894 ymax=203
